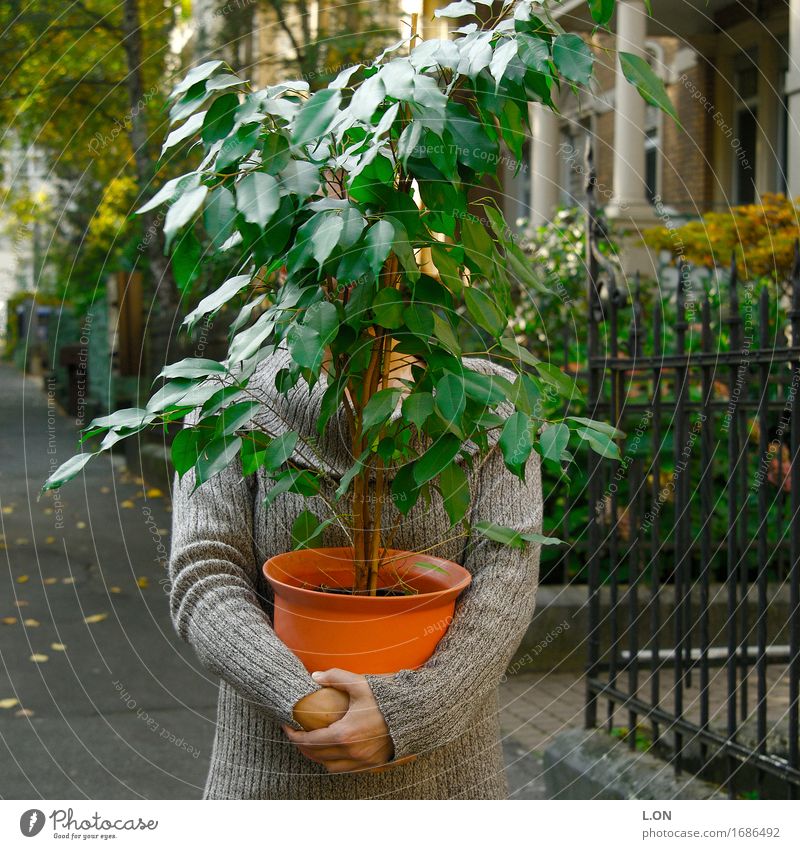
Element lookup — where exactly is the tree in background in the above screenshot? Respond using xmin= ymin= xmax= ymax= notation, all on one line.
xmin=0 ymin=0 xmax=180 ymax=319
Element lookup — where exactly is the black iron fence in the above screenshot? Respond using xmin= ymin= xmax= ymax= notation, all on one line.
xmin=581 ymin=149 xmax=800 ymax=798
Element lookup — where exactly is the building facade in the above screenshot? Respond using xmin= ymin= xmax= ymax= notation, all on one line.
xmin=528 ymin=0 xmax=798 ymax=237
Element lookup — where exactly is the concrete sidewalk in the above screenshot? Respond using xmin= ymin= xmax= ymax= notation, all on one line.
xmin=0 ymin=362 xmax=574 ymax=799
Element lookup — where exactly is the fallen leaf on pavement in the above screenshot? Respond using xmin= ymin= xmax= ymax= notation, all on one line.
xmin=0 ymin=698 xmax=19 ymax=709
xmin=29 ymin=654 xmax=48 ymax=663
xmin=83 ymin=613 xmax=108 ymax=624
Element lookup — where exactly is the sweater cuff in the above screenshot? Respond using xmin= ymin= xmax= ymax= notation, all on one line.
xmin=366 ymin=669 xmax=433 ymax=761
xmin=185 ymin=585 xmax=320 ymax=726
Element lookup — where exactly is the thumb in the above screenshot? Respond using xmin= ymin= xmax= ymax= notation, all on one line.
xmin=311 ymin=668 xmax=367 ymax=696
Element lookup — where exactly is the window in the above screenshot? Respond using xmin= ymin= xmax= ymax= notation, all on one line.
xmin=559 ymin=118 xmax=591 ymax=206
xmin=644 ymin=106 xmax=661 ymax=203
xmin=732 ymin=50 xmax=759 ymax=204
xmin=777 ymin=35 xmax=789 ymax=195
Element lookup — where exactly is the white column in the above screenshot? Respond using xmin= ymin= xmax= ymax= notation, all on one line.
xmin=529 ymin=102 xmax=560 ymax=229
xmin=786 ymin=0 xmax=800 ymax=200
xmin=607 ymin=0 xmax=653 ymax=220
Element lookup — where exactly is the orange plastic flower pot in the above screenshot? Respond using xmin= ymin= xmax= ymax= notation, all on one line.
xmin=263 ymin=547 xmax=472 ymax=674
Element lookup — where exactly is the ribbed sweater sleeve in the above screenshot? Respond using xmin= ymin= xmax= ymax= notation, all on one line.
xmin=366 ymin=446 xmax=543 ymax=761
xmin=168 ymin=456 xmax=319 ymax=725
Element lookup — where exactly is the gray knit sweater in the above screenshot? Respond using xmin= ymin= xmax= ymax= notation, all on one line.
xmin=168 ymin=348 xmax=543 ymax=799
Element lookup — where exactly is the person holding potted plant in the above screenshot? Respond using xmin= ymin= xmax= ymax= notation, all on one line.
xmin=44 ymin=0 xmax=671 ymax=798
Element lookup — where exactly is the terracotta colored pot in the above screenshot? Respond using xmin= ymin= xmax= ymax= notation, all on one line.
xmin=263 ymin=546 xmax=472 ymax=674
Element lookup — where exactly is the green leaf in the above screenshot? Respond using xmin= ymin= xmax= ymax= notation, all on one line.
xmin=240 ymin=431 xmax=272 ymax=476
xmin=499 ymin=411 xmax=533 ymax=477
xmin=434 ymin=373 xmax=466 ymax=426
xmin=539 ymin=422 xmax=569 ymax=463
xmin=172 ymin=229 xmax=202 ymax=292
xmin=170 ymin=60 xmax=223 ymax=99
xmin=490 ymin=39 xmax=518 ymax=88
xmin=517 ymin=34 xmax=551 ymax=74
xmin=292 ymin=88 xmax=341 ymax=146
xmin=588 ymin=0 xmax=615 ymax=26
xmin=202 ymin=93 xmax=239 ymax=143
xmin=534 ymin=361 xmax=579 ymax=400
xmin=567 ymin=416 xmax=625 ymax=440
xmin=500 ymin=335 xmax=540 ymax=368
xmin=42 ymin=452 xmax=95 ymax=491
xmin=397 ymin=121 xmax=423 ymax=166
xmin=576 ymin=427 xmax=621 ymax=460
xmin=182 ymin=274 xmax=251 ymax=329
xmin=552 ymin=33 xmax=593 ymax=85
xmin=432 ymin=314 xmax=461 ymax=356
xmin=464 ymin=286 xmax=507 ymax=336
xmin=195 ymin=435 xmax=242 ymax=486
xmin=204 ymin=186 xmax=237 ymax=251
xmin=291 ymin=510 xmax=327 ymax=549
xmin=263 ymin=469 xmax=320 ymax=509
xmin=391 ymin=462 xmax=420 ymax=515
xmin=85 ymin=408 xmax=155 ymax=431
xmin=439 ymin=460 xmax=470 ymax=526
xmin=435 ymin=1 xmax=476 ymax=18
xmin=236 ymin=172 xmax=280 ymax=227
xmin=362 ymin=387 xmax=402 ymax=433
xmin=171 ymin=428 xmax=203 ymax=478
xmin=216 ymin=122 xmax=261 ymax=169
xmin=461 ymin=370 xmax=510 ymax=406
xmin=311 ymin=214 xmax=344 ymax=266
xmin=263 ymin=430 xmax=298 ymax=470
xmin=164 ymin=185 xmax=208 ymax=250
xmin=461 ymin=217 xmax=495 ymax=279
xmin=402 ymin=392 xmax=434 ymax=429
xmin=373 ymin=288 xmax=404 ymax=329
xmin=413 ymin=434 xmax=461 ymax=487
xmin=619 ymin=51 xmax=679 ymax=124
xmin=430 ymin=244 xmax=462 ymax=294
xmin=474 ymin=520 xmax=526 ymax=549
xmin=365 ymin=220 xmax=394 ymax=277
xmin=216 ymin=401 xmax=260 ymax=436
xmin=162 ymin=111 xmax=205 ymax=154
xmin=159 ymin=358 xmax=227 ymax=380
xmin=287 ymin=324 xmax=324 ymax=371
xmin=475 ymin=521 xmax=564 ymax=548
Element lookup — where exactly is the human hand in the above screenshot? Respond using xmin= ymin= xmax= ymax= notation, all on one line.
xmin=284 ymin=668 xmax=394 ymax=773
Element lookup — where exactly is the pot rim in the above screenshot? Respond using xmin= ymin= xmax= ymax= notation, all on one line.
xmin=263 ymin=546 xmax=472 ymax=605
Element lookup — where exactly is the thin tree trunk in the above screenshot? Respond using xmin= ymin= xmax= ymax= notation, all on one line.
xmin=120 ymin=0 xmax=178 ymax=317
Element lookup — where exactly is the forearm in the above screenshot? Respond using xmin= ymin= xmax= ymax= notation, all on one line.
xmin=366 ymin=449 xmax=543 ymax=760
xmin=169 ymin=465 xmax=319 ymax=725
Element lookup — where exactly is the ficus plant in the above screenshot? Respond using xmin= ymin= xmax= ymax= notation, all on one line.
xmin=44 ymin=0 xmax=672 ymax=594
